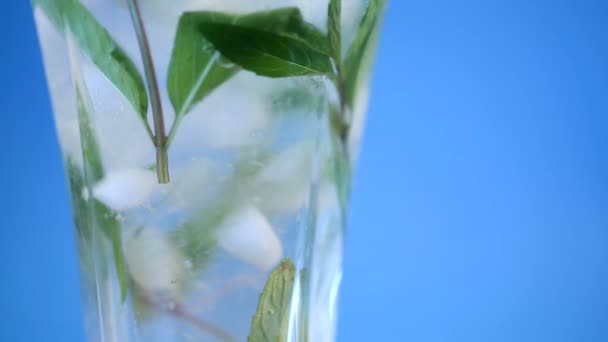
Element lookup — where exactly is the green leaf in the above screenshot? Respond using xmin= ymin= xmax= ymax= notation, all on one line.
xmin=199 ymin=24 xmax=332 ymax=77
xmin=167 ymin=13 xmax=238 ymax=117
xmin=328 ymin=0 xmax=342 ymax=61
xmin=196 ymin=10 xmax=333 ymax=78
xmin=75 ymin=86 xmax=104 ymax=183
xmin=168 ymin=7 xmax=330 ymax=117
xmin=34 ymin=0 xmax=148 ymax=118
xmin=343 ymin=0 xmax=385 ymax=108
xmin=248 ymin=259 xmax=296 ymax=342
xmin=75 ymin=86 xmax=129 ymax=302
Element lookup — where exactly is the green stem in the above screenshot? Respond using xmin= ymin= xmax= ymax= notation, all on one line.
xmin=136 ymin=289 xmax=237 ymax=342
xmin=166 ymin=114 xmax=183 ymax=147
xmin=334 ymin=65 xmax=350 ymax=143
xmin=126 ymin=0 xmax=170 ymax=183
xmin=155 ymin=144 xmax=170 ymax=184
xmin=166 ymin=51 xmax=221 ymax=148
xmin=329 ymin=60 xmax=350 ymax=149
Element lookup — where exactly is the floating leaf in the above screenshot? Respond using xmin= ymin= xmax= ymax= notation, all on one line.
xmin=343 ymin=0 xmax=385 ymax=108
xmin=248 ymin=259 xmax=296 ymax=342
xmin=35 ymin=0 xmax=148 ymax=119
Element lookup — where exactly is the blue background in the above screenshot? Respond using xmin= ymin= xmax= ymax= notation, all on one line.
xmin=1 ymin=1 xmax=607 ymax=341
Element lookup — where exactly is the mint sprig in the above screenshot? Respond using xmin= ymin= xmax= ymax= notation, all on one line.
xmin=166 ymin=8 xmax=323 ymax=144
xmin=36 ymin=0 xmax=385 ymax=183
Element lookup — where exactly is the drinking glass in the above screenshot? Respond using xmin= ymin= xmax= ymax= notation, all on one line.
xmin=32 ymin=0 xmax=384 ymax=341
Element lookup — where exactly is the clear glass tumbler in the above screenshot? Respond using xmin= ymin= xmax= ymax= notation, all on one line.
xmin=32 ymin=0 xmax=384 ymax=341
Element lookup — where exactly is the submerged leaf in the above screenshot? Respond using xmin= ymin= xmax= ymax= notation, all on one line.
xmin=248 ymin=259 xmax=296 ymax=342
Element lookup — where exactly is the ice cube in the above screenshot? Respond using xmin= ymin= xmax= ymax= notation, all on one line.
xmin=93 ymin=168 xmax=159 ymax=211
xmin=215 ymin=205 xmax=283 ymax=270
xmin=173 ymin=78 xmax=270 ymax=149
xmin=124 ymin=227 xmax=184 ymax=294
xmin=254 ymin=141 xmax=314 ymax=215
xmin=165 ymin=158 xmax=215 ymax=210
xmin=81 ymin=62 xmax=156 ymax=170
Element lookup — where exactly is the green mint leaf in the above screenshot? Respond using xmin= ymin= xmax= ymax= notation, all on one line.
xmin=168 ymin=8 xmax=330 ymax=117
xmin=75 ymin=85 xmax=104 ymax=182
xmin=198 ymin=24 xmax=332 ymax=77
xmin=343 ymin=0 xmax=385 ymax=108
xmin=167 ymin=13 xmax=238 ymax=117
xmin=219 ymin=7 xmax=330 ymax=60
xmin=328 ymin=0 xmax=342 ymax=61
xmin=196 ymin=10 xmax=333 ymax=78
xmin=248 ymin=259 xmax=296 ymax=342
xmin=75 ymin=85 xmax=129 ymax=302
xmin=35 ymin=0 xmax=149 ymax=119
